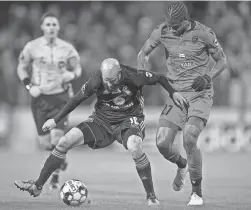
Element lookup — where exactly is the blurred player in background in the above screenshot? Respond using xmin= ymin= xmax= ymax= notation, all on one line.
xmin=14 ymin=58 xmax=187 ymax=206
xmin=17 ymin=12 xmax=82 ymax=190
xmin=137 ymin=1 xmax=227 ymax=205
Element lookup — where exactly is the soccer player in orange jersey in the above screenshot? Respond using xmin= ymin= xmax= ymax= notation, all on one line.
xmin=17 ymin=12 xmax=82 ymax=190
xmin=138 ymin=1 xmax=227 ymax=205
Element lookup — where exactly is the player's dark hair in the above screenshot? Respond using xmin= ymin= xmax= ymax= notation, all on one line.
xmin=165 ymin=1 xmax=188 ymax=24
xmin=40 ymin=12 xmax=58 ymax=24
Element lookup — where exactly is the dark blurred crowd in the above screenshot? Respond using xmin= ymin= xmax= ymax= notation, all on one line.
xmin=0 ymin=1 xmax=250 ymax=107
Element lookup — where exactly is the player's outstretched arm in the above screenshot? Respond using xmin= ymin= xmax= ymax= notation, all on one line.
xmin=54 ymin=80 xmax=95 ymax=125
xmin=137 ymin=25 xmax=161 ymax=70
xmin=43 ymin=71 xmax=100 ymax=132
xmin=158 ymin=75 xmax=188 ymax=110
xmin=42 ymin=90 xmax=88 ymax=132
xmin=131 ymin=69 xmax=187 ymax=109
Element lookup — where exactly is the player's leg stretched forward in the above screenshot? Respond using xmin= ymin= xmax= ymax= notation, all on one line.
xmin=48 ymin=128 xmax=68 ymax=190
xmin=14 ymin=127 xmax=85 ymax=197
xmin=156 ymin=124 xmax=188 ymax=191
xmin=183 ymin=116 xmax=204 ymax=206
xmin=35 ymin=128 xmax=68 ymax=190
xmin=122 ymin=128 xmax=160 ymax=206
xmin=31 ymin=98 xmax=68 ymax=190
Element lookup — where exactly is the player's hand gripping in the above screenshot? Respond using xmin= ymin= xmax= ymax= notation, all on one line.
xmin=42 ymin=119 xmax=56 ymax=132
xmin=29 ymin=86 xmax=41 ymax=98
xmin=191 ymin=74 xmax=211 ymax=92
xmin=171 ymin=92 xmax=188 ymax=111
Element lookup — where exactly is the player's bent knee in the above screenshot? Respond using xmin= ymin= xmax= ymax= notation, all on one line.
xmin=183 ymin=125 xmax=201 ymax=150
xmin=56 ymin=136 xmax=71 ymax=152
xmin=127 ymin=135 xmax=143 ymax=159
xmin=156 ymin=127 xmax=177 ymax=148
xmin=56 ymin=128 xmax=84 ymax=152
xmin=38 ymin=135 xmax=53 ymax=151
xmin=56 ymin=132 xmax=73 ymax=152
xmin=50 ymin=129 xmax=64 ymax=146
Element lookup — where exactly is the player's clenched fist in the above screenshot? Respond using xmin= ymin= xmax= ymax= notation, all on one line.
xmin=172 ymin=92 xmax=188 ymax=111
xmin=29 ymin=86 xmax=41 ymax=97
xmin=191 ymin=74 xmax=211 ymax=92
xmin=42 ymin=119 xmax=56 ymax=132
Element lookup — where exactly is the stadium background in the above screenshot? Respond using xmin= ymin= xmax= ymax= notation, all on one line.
xmin=0 ymin=1 xmax=251 ymax=153
xmin=0 ymin=2 xmax=251 ymax=210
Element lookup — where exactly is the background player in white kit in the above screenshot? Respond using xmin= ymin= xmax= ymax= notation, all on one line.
xmin=17 ymin=12 xmax=82 ymax=189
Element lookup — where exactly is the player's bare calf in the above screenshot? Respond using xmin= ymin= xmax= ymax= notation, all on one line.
xmin=156 ymin=126 xmax=188 ymax=191
xmin=184 ymin=121 xmax=204 ymax=203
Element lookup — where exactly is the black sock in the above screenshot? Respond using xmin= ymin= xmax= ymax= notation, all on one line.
xmin=35 ymin=148 xmax=66 ymax=187
xmin=191 ymin=178 xmax=202 ymax=197
xmin=134 ymin=153 xmax=155 ymax=198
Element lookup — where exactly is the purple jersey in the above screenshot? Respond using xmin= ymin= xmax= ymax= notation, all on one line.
xmin=149 ymin=21 xmax=225 ymax=92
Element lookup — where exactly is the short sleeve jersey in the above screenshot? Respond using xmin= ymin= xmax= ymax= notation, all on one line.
xmin=19 ymin=37 xmax=80 ymax=94
xmin=148 ymin=21 xmax=224 ymax=92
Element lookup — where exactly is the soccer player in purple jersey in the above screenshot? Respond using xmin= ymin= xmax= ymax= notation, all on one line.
xmin=17 ymin=13 xmax=82 ymax=190
xmin=138 ymin=1 xmax=227 ymax=205
xmin=14 ymin=58 xmax=187 ymax=206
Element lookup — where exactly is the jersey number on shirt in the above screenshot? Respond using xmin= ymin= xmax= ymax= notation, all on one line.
xmin=130 ymin=117 xmax=139 ymax=125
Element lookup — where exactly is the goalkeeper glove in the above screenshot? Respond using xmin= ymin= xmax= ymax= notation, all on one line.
xmin=191 ymin=74 xmax=211 ymax=92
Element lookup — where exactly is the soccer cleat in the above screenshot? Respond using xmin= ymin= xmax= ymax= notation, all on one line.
xmin=147 ymin=194 xmax=160 ymax=206
xmin=187 ymin=192 xmax=203 ymax=206
xmin=14 ymin=180 xmax=42 ymax=197
xmin=49 ymin=174 xmax=59 ymax=190
xmin=172 ymin=164 xmax=188 ymax=191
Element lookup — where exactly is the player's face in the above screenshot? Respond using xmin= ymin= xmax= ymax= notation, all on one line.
xmin=41 ymin=17 xmax=60 ymax=39
xmin=165 ymin=18 xmax=189 ymax=36
xmin=165 ymin=17 xmax=182 ymax=32
xmin=102 ymin=73 xmax=121 ymax=91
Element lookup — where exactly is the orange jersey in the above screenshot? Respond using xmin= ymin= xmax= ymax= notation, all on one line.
xmin=149 ymin=21 xmax=224 ymax=93
xmin=19 ymin=37 xmax=80 ymax=95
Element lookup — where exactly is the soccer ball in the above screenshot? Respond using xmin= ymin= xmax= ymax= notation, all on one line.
xmin=60 ymin=179 xmax=88 ymax=207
